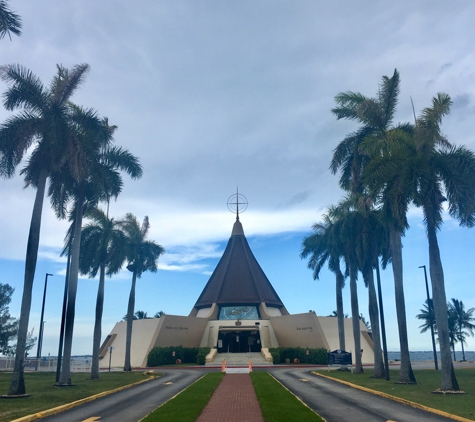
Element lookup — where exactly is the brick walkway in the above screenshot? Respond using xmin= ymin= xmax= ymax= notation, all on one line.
xmin=196 ymin=373 xmax=264 ymax=422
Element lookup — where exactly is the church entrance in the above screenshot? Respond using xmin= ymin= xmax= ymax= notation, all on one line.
xmin=217 ymin=329 xmax=261 ymax=353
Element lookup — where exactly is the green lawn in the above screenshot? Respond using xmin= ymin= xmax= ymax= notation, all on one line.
xmin=0 ymin=371 xmax=150 ymax=422
xmin=141 ymin=372 xmax=225 ymax=422
xmin=251 ymin=372 xmax=325 ymax=422
xmin=315 ymin=368 xmax=475 ymax=421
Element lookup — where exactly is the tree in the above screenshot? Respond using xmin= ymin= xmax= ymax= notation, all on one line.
xmin=448 ymin=299 xmax=475 ymax=362
xmin=331 ymin=69 xmax=416 ymax=383
xmin=416 ymin=299 xmax=437 ymax=334
xmin=122 ymin=310 xmax=150 ymax=321
xmin=5 ymin=328 xmax=36 ymax=357
xmin=120 ymin=214 xmax=164 ymax=371
xmin=0 ymin=283 xmax=18 ymax=354
xmin=0 ymin=63 xmax=90 ymax=396
xmin=411 ymin=94 xmax=475 ymax=391
xmin=154 ymin=311 xmax=165 ymax=318
xmin=52 ymin=117 xmax=142 ymax=385
xmin=301 ymin=211 xmax=347 ymax=351
xmin=79 ymin=206 xmax=127 ymax=379
xmin=0 ymin=0 xmax=21 ymax=40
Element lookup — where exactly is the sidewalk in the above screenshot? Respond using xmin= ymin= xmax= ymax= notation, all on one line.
xmin=196 ymin=373 xmax=264 ymax=422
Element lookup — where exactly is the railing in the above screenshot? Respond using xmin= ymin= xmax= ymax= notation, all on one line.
xmin=0 ymin=357 xmax=92 ymax=372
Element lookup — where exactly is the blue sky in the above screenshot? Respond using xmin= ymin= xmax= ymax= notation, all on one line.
xmin=1 ymin=1 xmax=475 ymax=356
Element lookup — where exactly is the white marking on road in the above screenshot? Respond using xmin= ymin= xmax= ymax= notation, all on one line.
xmin=81 ymin=417 xmax=101 ymax=422
xmin=164 ymin=381 xmax=173 ymax=385
xmin=300 ymin=378 xmax=308 ymax=382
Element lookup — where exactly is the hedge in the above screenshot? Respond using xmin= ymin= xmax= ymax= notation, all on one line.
xmin=147 ymin=346 xmax=211 ymax=366
xmin=268 ymin=347 xmax=328 ymax=364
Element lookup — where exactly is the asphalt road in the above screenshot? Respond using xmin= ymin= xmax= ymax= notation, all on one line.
xmin=40 ymin=369 xmax=209 ymax=422
xmin=267 ymin=367 xmax=455 ymax=422
xmin=38 ymin=366 xmax=462 ymax=422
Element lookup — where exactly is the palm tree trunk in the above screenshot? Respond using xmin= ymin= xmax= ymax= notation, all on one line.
xmin=349 ymin=266 xmax=363 ymax=374
xmin=460 ymin=328 xmax=466 ymax=361
xmin=427 ymin=224 xmax=459 ymax=391
xmin=91 ymin=264 xmax=105 ymax=380
xmin=124 ymin=271 xmax=137 ymax=371
xmin=389 ymin=226 xmax=416 ymax=383
xmin=59 ymin=196 xmax=84 ymax=385
xmin=8 ymin=169 xmax=47 ymax=396
xmin=336 ymin=267 xmax=345 ymax=351
xmin=366 ymin=267 xmax=384 ymax=378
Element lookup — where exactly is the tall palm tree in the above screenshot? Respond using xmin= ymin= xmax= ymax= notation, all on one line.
xmin=301 ymin=212 xmax=347 ymax=351
xmin=0 ymin=0 xmax=21 ymax=40
xmin=448 ymin=299 xmax=475 ymax=362
xmin=120 ymin=214 xmax=164 ymax=371
xmin=0 ymin=63 xmax=90 ymax=396
xmin=331 ymin=195 xmax=386 ymax=378
xmin=51 ymin=114 xmax=142 ymax=385
xmin=327 ymin=203 xmax=364 ymax=374
xmin=331 ymin=69 xmax=416 ymax=383
xmin=411 ymin=94 xmax=475 ymax=391
xmin=79 ymin=207 xmax=127 ymax=379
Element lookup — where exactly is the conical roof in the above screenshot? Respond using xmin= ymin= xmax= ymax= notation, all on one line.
xmin=193 ymin=218 xmax=285 ymax=309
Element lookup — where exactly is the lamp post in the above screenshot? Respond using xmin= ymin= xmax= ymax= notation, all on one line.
xmin=36 ymin=273 xmax=53 ymax=370
xmin=418 ymin=265 xmax=438 ymax=370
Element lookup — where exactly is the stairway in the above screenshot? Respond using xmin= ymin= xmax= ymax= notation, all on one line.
xmin=206 ymin=352 xmax=271 ymax=366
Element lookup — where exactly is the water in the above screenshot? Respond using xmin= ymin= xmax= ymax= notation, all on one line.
xmin=387 ymin=351 xmax=475 ymax=362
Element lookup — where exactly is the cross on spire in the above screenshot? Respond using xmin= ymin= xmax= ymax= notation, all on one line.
xmin=227 ymin=188 xmax=248 ymax=220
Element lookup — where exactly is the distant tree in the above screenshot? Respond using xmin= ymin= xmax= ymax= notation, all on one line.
xmin=0 ymin=0 xmax=21 ymax=40
xmin=416 ymin=299 xmax=437 ymax=334
xmin=359 ymin=313 xmax=371 ymax=331
xmin=328 ymin=310 xmax=348 ymax=318
xmin=119 ymin=213 xmax=164 ymax=371
xmin=448 ymin=299 xmax=475 ymax=362
xmin=6 ymin=328 xmax=36 ymax=357
xmin=0 ymin=283 xmax=18 ymax=354
xmin=154 ymin=311 xmax=165 ymax=318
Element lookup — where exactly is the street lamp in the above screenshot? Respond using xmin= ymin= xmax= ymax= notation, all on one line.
xmin=418 ymin=265 xmax=438 ymax=370
xmin=36 ymin=273 xmax=53 ymax=370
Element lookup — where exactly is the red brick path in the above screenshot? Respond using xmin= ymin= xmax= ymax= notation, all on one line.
xmin=196 ymin=373 xmax=264 ymax=422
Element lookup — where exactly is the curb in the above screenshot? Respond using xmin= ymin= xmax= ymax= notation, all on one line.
xmin=11 ymin=376 xmax=156 ymax=422
xmin=311 ymin=371 xmax=473 ymax=422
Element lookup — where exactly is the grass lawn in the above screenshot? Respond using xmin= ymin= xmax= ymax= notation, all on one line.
xmin=0 ymin=371 xmax=150 ymax=422
xmin=251 ymin=372 xmax=325 ymax=422
xmin=316 ymin=368 xmax=475 ymax=421
xmin=141 ymin=372 xmax=225 ymax=422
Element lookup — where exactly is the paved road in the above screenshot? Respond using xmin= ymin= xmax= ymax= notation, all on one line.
xmin=41 ymin=369 xmax=208 ymax=422
xmin=267 ymin=367 xmax=454 ymax=422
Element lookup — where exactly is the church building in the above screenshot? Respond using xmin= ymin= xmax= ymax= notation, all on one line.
xmin=101 ymin=211 xmax=374 ymax=367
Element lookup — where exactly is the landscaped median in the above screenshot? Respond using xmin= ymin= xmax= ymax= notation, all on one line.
xmin=141 ymin=372 xmax=325 ymax=422
xmin=312 ymin=369 xmax=475 ymax=422
xmin=0 ymin=372 xmax=157 ymax=422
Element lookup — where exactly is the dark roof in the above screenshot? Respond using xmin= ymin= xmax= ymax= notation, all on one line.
xmin=193 ymin=219 xmax=285 ymax=309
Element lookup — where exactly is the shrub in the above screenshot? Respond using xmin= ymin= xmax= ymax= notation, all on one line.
xmin=147 ymin=346 xmax=211 ymax=366
xmin=268 ymin=347 xmax=328 ymax=365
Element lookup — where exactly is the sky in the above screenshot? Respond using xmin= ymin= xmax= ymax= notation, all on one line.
xmin=1 ymin=1 xmax=475 ymax=357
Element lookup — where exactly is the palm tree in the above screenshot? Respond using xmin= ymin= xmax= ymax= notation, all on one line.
xmin=416 ymin=299 xmax=437 ymax=334
xmin=0 ymin=63 xmax=90 ymax=396
xmin=301 ymin=211 xmax=347 ymax=351
xmin=122 ymin=310 xmax=150 ymax=320
xmin=51 ymin=115 xmax=142 ymax=385
xmin=330 ymin=69 xmax=416 ymax=383
xmin=79 ymin=207 xmax=127 ymax=379
xmin=327 ymin=203 xmax=365 ymax=374
xmin=332 ymin=195 xmax=386 ymax=378
xmin=120 ymin=214 xmax=164 ymax=372
xmin=411 ymin=94 xmax=475 ymax=391
xmin=448 ymin=299 xmax=475 ymax=362
xmin=0 ymin=1 xmax=21 ymax=40
xmin=154 ymin=311 xmax=165 ymax=318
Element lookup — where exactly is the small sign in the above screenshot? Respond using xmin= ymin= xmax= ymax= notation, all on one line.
xmin=328 ymin=349 xmax=352 ymax=365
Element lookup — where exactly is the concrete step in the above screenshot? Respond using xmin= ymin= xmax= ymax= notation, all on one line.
xmin=206 ymin=352 xmax=271 ymax=366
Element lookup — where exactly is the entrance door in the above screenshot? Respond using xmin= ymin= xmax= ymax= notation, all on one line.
xmin=217 ymin=330 xmax=261 ymax=353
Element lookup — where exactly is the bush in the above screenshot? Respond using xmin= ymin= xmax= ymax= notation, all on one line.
xmin=147 ymin=346 xmax=210 ymax=366
xmin=268 ymin=347 xmax=328 ymax=365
